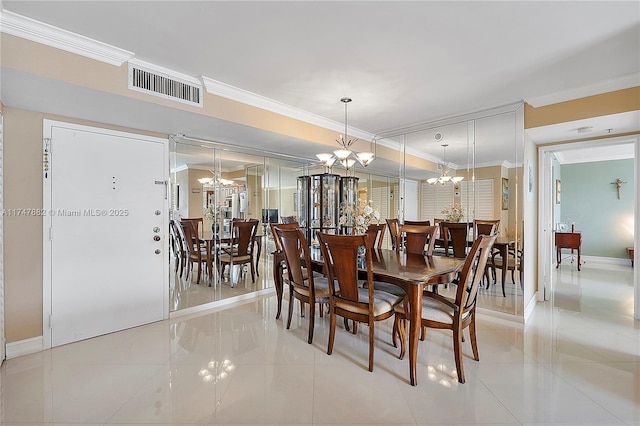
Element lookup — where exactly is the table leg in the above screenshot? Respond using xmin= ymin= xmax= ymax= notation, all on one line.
xmin=501 ymin=245 xmax=507 ymax=297
xmin=206 ymin=240 xmax=214 ymax=287
xmin=407 ymin=283 xmax=423 ymax=386
xmin=273 ymin=252 xmax=284 ymax=319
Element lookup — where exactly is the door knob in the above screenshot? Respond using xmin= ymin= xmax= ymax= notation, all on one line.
xmin=153 ymin=235 xmax=161 ymax=241
xmin=153 ymin=227 xmax=160 ymax=233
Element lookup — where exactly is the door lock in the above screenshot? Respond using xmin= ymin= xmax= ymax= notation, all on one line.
xmin=153 ymin=235 xmax=161 ymax=241
xmin=153 ymin=227 xmax=160 ymax=233
xmin=155 ymin=249 xmax=161 ymax=254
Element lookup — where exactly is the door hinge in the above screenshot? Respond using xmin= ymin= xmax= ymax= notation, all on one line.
xmin=48 ymin=315 xmax=53 ymax=328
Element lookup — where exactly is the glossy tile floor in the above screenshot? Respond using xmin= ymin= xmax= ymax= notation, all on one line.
xmin=2 ymin=261 xmax=637 ymax=425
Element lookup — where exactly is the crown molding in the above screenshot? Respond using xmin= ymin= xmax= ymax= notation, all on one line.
xmin=201 ymin=75 xmax=376 ymax=142
xmin=525 ymin=73 xmax=640 ymax=107
xmin=0 ymin=9 xmax=133 ymax=66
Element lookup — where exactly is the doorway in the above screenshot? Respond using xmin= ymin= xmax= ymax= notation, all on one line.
xmin=43 ymin=121 xmax=169 ymax=348
xmin=537 ymin=136 xmax=639 ymax=319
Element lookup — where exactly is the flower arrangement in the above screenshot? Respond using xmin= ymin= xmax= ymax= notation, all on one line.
xmin=441 ymin=203 xmax=465 ymax=222
xmin=339 ymin=199 xmax=380 ymax=235
xmin=203 ymin=204 xmax=219 ymax=220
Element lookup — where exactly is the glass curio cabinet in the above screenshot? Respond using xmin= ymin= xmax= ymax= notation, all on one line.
xmin=296 ymin=176 xmax=311 ymax=242
xmin=309 ymin=173 xmax=340 ymax=245
xmin=339 ymin=176 xmax=359 ymax=235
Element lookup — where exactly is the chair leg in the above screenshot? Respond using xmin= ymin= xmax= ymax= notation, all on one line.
xmin=398 ymin=318 xmax=407 ymax=360
xmin=469 ymin=316 xmax=479 ymax=362
xmin=250 ymin=261 xmax=255 ymax=283
xmin=196 ymin=260 xmax=202 ymax=284
xmin=453 ymin=326 xmax=465 ymax=384
xmin=420 ymin=325 xmax=426 ymax=341
xmin=286 ymin=289 xmax=294 ymax=330
xmin=327 ymin=310 xmax=336 ymax=355
xmin=368 ymin=319 xmax=375 ymax=372
xmin=308 ymin=299 xmax=315 ymax=344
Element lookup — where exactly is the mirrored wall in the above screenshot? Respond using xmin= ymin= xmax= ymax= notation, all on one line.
xmin=388 ymin=104 xmax=525 ymax=316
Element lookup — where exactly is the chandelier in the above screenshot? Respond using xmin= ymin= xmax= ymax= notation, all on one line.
xmin=316 ymin=98 xmax=375 ymax=172
xmin=198 ymin=171 xmax=235 ymax=186
xmin=427 ymin=144 xmax=464 ymax=185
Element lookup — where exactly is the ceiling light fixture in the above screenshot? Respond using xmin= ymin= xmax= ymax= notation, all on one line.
xmin=426 ymin=144 xmax=464 ymax=186
xmin=198 ymin=171 xmax=234 ymax=187
xmin=316 ymin=97 xmax=375 ymax=172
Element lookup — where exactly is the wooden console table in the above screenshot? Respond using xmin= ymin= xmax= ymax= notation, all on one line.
xmin=555 ymin=231 xmax=582 ymax=271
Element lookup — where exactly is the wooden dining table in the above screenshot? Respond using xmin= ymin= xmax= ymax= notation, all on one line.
xmin=272 ymin=246 xmax=464 ymax=386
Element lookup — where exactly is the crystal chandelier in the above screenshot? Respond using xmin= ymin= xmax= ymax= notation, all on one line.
xmin=316 ymin=98 xmax=375 ymax=172
xmin=427 ymin=144 xmax=464 ymax=185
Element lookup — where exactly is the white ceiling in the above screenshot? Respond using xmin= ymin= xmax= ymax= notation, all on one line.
xmin=1 ymin=1 xmax=638 ymax=174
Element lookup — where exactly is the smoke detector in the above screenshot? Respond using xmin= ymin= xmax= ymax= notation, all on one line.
xmin=434 ymin=132 xmax=444 ymax=142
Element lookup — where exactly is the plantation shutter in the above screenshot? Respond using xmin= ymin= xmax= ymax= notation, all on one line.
xmin=459 ymin=179 xmax=494 ymax=220
xmin=420 ymin=182 xmax=454 ymax=222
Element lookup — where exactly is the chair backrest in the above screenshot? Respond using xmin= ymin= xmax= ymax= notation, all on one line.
xmin=280 ymin=215 xmax=297 ymax=224
xmin=401 ymin=224 xmax=437 ymax=255
xmin=365 ymin=223 xmax=386 ymax=249
xmin=443 ymin=222 xmax=469 ymax=258
xmin=317 ymin=232 xmax=373 ymax=307
xmin=181 ymin=217 xmax=203 ymax=238
xmin=169 ymin=220 xmax=183 ymax=255
xmin=275 ymin=227 xmax=314 ymax=289
xmin=475 ymin=219 xmax=500 ymax=237
xmin=404 ymin=220 xmax=431 ymax=226
xmin=179 ymin=220 xmax=199 ymax=255
xmin=232 ymin=219 xmax=259 ymax=256
xmin=270 ymin=221 xmax=300 ymax=252
xmin=385 ymin=218 xmax=399 ymax=250
xmin=454 ymin=234 xmax=497 ymax=314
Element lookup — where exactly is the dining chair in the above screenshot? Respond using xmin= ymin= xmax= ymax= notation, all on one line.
xmin=490 ymin=244 xmax=524 ymax=297
xmin=276 ymin=226 xmax=330 ymax=344
xmin=404 ymin=220 xmax=431 ymax=226
xmin=474 ymin=219 xmax=500 ymax=238
xmin=400 ymin=224 xmax=437 ymax=255
xmin=474 ymin=219 xmax=500 ymax=285
xmin=443 ymin=222 xmax=469 ymax=258
xmin=316 ymin=232 xmax=403 ymax=372
xmin=385 ymin=218 xmax=400 ymax=250
xmin=181 ymin=217 xmax=204 ymax=239
xmin=179 ymin=220 xmax=210 ymax=284
xmin=432 ymin=218 xmax=448 ymax=254
xmin=219 ymin=219 xmax=259 ymax=286
xmin=168 ymin=220 xmax=182 ymax=275
xmin=393 ymin=233 xmax=498 ymax=383
xmin=365 ymin=223 xmax=386 ymax=249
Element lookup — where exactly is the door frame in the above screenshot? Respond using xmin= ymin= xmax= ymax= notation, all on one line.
xmin=537 ymin=135 xmax=639 ymax=319
xmin=43 ymin=120 xmax=170 ymax=349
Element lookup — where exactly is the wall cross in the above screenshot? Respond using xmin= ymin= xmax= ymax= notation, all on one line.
xmin=610 ymin=178 xmax=627 ymax=199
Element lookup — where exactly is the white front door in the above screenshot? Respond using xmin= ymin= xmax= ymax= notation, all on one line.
xmin=44 ymin=121 xmax=168 ymax=348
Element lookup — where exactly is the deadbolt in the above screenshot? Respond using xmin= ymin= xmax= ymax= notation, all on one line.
xmin=153 ymin=235 xmax=161 ymax=241
xmin=155 ymin=249 xmax=161 ymax=254
xmin=153 ymin=227 xmax=160 ymax=233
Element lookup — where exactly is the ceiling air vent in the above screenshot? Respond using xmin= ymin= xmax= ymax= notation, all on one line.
xmin=128 ymin=61 xmax=202 ymax=107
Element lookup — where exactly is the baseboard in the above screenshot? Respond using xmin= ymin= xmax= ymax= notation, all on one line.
xmin=524 ymin=291 xmax=538 ymax=323
xmin=581 ymin=256 xmax=631 ymax=267
xmin=477 ymin=307 xmax=524 ymax=324
xmin=169 ymin=287 xmax=275 ymax=320
xmin=6 ymin=336 xmax=43 ymax=359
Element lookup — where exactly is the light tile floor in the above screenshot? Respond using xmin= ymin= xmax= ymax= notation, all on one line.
xmin=1 ymin=261 xmax=637 ymax=425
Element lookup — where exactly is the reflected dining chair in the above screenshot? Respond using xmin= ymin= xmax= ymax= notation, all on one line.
xmin=474 ymin=219 xmax=500 ymax=238
xmin=404 ymin=220 xmax=431 ymax=226
xmin=169 ymin=219 xmax=186 ymax=276
xmin=400 ymin=224 xmax=437 ymax=255
xmin=276 ymin=226 xmax=330 ymax=344
xmin=393 ymin=233 xmax=498 ymax=383
xmin=442 ymin=222 xmax=469 ymax=258
xmin=219 ymin=219 xmax=259 ymax=286
xmin=317 ymin=232 xmax=403 ymax=372
xmin=385 ymin=218 xmax=400 ymax=250
xmin=365 ymin=223 xmax=386 ymax=249
xmin=179 ymin=220 xmax=209 ymax=284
